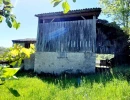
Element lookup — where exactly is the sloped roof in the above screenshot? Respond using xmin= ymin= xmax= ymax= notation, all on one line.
xmin=12 ymin=38 xmax=36 ymax=43
xmin=35 ymin=8 xmax=101 ymax=19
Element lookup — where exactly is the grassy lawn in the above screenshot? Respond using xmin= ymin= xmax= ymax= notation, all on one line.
xmin=1 ymin=66 xmax=130 ymax=100
xmin=96 ymin=54 xmax=114 ymax=60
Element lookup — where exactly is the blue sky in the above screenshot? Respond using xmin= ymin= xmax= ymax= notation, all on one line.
xmin=0 ymin=0 xmax=110 ymax=47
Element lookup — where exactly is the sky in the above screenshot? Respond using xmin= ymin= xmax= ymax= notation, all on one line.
xmin=0 ymin=0 xmax=110 ymax=47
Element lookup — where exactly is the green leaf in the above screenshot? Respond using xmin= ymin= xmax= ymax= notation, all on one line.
xmin=10 ymin=16 xmax=20 ymax=30
xmin=0 ymin=0 xmax=3 ymax=5
xmin=17 ymin=58 xmax=22 ymax=67
xmin=16 ymin=22 xmax=20 ymax=30
xmin=73 ymin=0 xmax=76 ymax=3
xmin=6 ymin=3 xmax=13 ymax=8
xmin=62 ymin=1 xmax=70 ymax=14
xmin=11 ymin=14 xmax=16 ymax=19
xmin=4 ymin=6 xmax=12 ymax=12
xmin=4 ymin=13 xmax=10 ymax=17
xmin=53 ymin=1 xmax=61 ymax=7
xmin=3 ymin=0 xmax=10 ymax=5
xmin=2 ymin=68 xmax=20 ymax=78
xmin=0 ymin=15 xmax=4 ymax=23
xmin=21 ymin=48 xmax=31 ymax=58
xmin=10 ymin=61 xmax=17 ymax=67
xmin=0 ymin=66 xmax=3 ymax=70
xmin=12 ymin=19 xmax=17 ymax=28
xmin=6 ymin=18 xmax=12 ymax=28
xmin=1 ymin=77 xmax=5 ymax=81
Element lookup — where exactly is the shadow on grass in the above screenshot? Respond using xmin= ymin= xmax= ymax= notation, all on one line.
xmin=7 ymin=87 xmax=20 ymax=97
xmin=16 ymin=66 xmax=130 ymax=88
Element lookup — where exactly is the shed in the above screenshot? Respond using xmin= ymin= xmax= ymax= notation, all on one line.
xmin=12 ymin=38 xmax=36 ymax=48
xmin=34 ymin=8 xmax=101 ymax=74
xmin=12 ymin=38 xmax=36 ymax=70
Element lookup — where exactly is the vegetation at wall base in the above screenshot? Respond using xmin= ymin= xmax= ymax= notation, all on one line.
xmin=0 ymin=66 xmax=130 ymax=100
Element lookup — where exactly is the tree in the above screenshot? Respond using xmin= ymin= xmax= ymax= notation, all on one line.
xmin=0 ymin=0 xmax=76 ymax=29
xmin=0 ymin=0 xmax=20 ymax=29
xmin=99 ymin=0 xmax=130 ymax=34
xmin=0 ymin=44 xmax=35 ymax=84
xmin=0 ymin=47 xmax=8 ymax=56
xmin=51 ymin=0 xmax=76 ymax=13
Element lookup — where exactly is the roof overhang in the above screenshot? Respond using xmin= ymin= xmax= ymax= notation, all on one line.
xmin=35 ymin=8 xmax=101 ymax=20
xmin=12 ymin=38 xmax=36 ymax=43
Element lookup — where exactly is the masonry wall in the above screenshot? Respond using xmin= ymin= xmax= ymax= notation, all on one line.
xmin=34 ymin=17 xmax=96 ymax=74
xmin=34 ymin=52 xmax=95 ymax=74
xmin=23 ymin=54 xmax=35 ymax=70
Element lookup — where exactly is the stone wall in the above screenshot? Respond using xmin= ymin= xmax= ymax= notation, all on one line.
xmin=34 ymin=52 xmax=96 ymax=74
xmin=23 ymin=54 xmax=35 ymax=70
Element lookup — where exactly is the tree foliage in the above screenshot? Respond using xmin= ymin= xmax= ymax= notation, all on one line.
xmin=99 ymin=0 xmax=130 ymax=34
xmin=0 ymin=47 xmax=8 ymax=56
xmin=0 ymin=44 xmax=35 ymax=84
xmin=0 ymin=0 xmax=76 ymax=28
xmin=0 ymin=0 xmax=20 ymax=29
xmin=51 ymin=0 xmax=76 ymax=14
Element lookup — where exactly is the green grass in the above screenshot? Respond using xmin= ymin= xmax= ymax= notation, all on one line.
xmin=1 ymin=66 xmax=130 ymax=100
xmin=96 ymin=54 xmax=114 ymax=60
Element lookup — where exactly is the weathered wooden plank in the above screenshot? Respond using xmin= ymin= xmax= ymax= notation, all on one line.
xmin=36 ymin=20 xmax=96 ymax=53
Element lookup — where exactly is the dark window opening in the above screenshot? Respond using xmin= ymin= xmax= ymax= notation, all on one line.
xmin=39 ymin=19 xmax=43 ymax=23
xmin=25 ymin=43 xmax=30 ymax=48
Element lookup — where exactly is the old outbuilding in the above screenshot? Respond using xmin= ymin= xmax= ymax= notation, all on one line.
xmin=12 ymin=38 xmax=36 ymax=70
xmin=34 ymin=8 xmax=101 ymax=74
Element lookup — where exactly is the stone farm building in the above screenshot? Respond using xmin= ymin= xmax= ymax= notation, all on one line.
xmin=34 ymin=8 xmax=102 ymax=74
xmin=12 ymin=8 xmax=128 ymax=74
xmin=12 ymin=38 xmax=36 ymax=70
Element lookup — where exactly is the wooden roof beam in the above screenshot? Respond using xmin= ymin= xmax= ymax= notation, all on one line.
xmin=81 ymin=16 xmax=86 ymax=20
xmin=39 ymin=12 xmax=100 ymax=20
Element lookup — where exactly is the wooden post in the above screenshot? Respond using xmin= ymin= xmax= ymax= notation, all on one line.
xmin=50 ymin=18 xmax=55 ymax=23
xmin=36 ymin=18 xmax=45 ymax=52
xmin=81 ymin=16 xmax=86 ymax=20
xmin=36 ymin=18 xmax=40 ymax=52
xmin=93 ymin=16 xmax=96 ymax=53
